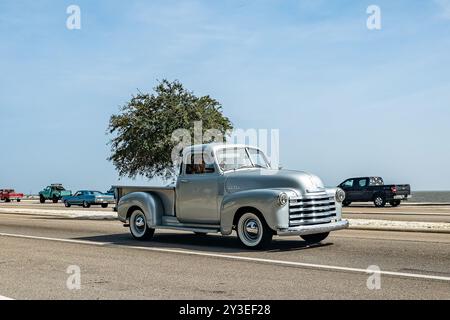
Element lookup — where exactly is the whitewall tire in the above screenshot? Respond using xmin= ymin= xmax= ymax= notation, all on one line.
xmin=237 ymin=212 xmax=273 ymax=249
xmin=130 ymin=209 xmax=155 ymax=240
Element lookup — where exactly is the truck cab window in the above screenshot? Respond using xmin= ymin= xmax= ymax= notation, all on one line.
xmin=185 ymin=153 xmax=215 ymax=174
xmin=343 ymin=179 xmax=354 ymax=188
xmin=358 ymin=179 xmax=368 ymax=188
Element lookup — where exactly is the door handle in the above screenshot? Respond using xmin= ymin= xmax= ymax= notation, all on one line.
xmin=180 ymin=179 xmax=190 ymax=183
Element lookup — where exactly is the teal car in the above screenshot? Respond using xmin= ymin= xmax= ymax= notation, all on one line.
xmin=62 ymin=190 xmax=115 ymax=208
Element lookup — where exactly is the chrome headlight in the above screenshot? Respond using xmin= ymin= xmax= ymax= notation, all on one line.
xmin=278 ymin=192 xmax=288 ymax=206
xmin=335 ymin=188 xmax=346 ymax=203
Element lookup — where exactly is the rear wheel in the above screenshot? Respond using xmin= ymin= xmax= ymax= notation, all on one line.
xmin=236 ymin=212 xmax=273 ymax=249
xmin=129 ymin=209 xmax=155 ymax=240
xmin=39 ymin=195 xmax=45 ymax=203
xmin=373 ymin=194 xmax=386 ymax=207
xmin=16 ymin=199 xmax=21 ymax=203
xmin=5 ymin=199 xmax=10 ymax=203
xmin=301 ymin=232 xmax=329 ymax=244
xmin=82 ymin=201 xmax=91 ymax=208
xmin=52 ymin=196 xmax=58 ymax=203
xmin=390 ymin=200 xmax=401 ymax=207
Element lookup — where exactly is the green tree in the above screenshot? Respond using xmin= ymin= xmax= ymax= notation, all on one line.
xmin=108 ymin=79 xmax=233 ymax=180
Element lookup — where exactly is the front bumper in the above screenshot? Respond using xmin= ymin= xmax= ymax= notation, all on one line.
xmin=277 ymin=220 xmax=349 ymax=236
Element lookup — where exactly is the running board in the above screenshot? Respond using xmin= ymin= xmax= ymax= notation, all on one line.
xmin=160 ymin=216 xmax=220 ymax=233
xmin=157 ymin=225 xmax=220 ymax=234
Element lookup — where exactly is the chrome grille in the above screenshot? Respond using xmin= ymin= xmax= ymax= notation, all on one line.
xmin=289 ymin=193 xmax=336 ymax=227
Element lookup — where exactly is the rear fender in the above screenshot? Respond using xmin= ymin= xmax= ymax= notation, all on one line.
xmin=117 ymin=192 xmax=163 ymax=227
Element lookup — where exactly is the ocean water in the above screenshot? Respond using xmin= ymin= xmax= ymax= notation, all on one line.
xmin=411 ymin=191 xmax=450 ymax=203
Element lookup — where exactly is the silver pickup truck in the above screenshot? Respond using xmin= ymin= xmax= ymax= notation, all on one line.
xmin=116 ymin=143 xmax=348 ymax=249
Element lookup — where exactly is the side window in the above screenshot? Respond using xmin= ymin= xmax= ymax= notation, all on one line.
xmin=185 ymin=152 xmax=215 ymax=175
xmin=358 ymin=179 xmax=368 ymax=188
xmin=343 ymin=179 xmax=354 ymax=188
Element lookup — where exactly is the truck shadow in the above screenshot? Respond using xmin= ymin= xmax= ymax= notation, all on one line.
xmin=73 ymin=232 xmax=333 ymax=253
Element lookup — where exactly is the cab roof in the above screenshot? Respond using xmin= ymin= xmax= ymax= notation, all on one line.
xmin=182 ymin=143 xmax=260 ymax=155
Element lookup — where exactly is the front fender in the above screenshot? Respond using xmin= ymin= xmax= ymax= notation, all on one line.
xmin=220 ymin=189 xmax=295 ymax=235
xmin=117 ymin=192 xmax=163 ymax=227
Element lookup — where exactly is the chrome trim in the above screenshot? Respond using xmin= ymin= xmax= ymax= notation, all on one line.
xmin=277 ymin=220 xmax=349 ymax=236
xmin=290 ymin=211 xmax=337 ymax=219
xmin=288 ymin=193 xmax=337 ymax=227
xmin=289 ymin=199 xmax=334 ymax=207
xmin=289 ymin=205 xmax=336 ymax=213
xmin=289 ymin=194 xmax=333 ymax=201
xmin=290 ymin=215 xmax=338 ymax=226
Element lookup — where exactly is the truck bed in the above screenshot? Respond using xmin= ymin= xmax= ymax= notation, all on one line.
xmin=114 ymin=185 xmax=176 ymax=216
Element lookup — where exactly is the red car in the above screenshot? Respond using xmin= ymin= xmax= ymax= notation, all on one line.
xmin=0 ymin=189 xmax=24 ymax=202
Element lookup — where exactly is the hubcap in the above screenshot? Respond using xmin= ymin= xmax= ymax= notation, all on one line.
xmin=133 ymin=214 xmax=146 ymax=234
xmin=376 ymin=197 xmax=382 ymax=205
xmin=135 ymin=216 xmax=145 ymax=228
xmin=243 ymin=218 xmax=260 ymax=241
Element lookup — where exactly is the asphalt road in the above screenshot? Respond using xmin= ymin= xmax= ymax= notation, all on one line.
xmin=2 ymin=200 xmax=450 ymax=223
xmin=0 ymin=211 xmax=449 ymax=299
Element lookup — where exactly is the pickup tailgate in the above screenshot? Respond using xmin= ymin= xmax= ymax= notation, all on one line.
xmin=392 ymin=184 xmax=411 ymax=199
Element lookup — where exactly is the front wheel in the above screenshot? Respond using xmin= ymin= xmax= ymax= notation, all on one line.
xmin=101 ymin=203 xmax=108 ymax=208
xmin=129 ymin=209 xmax=155 ymax=240
xmin=301 ymin=232 xmax=329 ymax=244
xmin=390 ymin=200 xmax=401 ymax=207
xmin=52 ymin=196 xmax=59 ymax=204
xmin=16 ymin=199 xmax=21 ymax=203
xmin=236 ymin=212 xmax=273 ymax=249
xmin=39 ymin=195 xmax=45 ymax=204
xmin=64 ymin=201 xmax=71 ymax=208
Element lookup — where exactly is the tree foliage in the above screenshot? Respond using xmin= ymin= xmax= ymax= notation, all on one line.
xmin=108 ymin=79 xmax=233 ymax=179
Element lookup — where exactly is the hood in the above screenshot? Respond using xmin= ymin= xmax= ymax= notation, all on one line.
xmin=224 ymin=169 xmax=326 ymax=195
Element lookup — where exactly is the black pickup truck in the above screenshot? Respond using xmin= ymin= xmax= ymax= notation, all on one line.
xmin=338 ymin=177 xmax=411 ymax=207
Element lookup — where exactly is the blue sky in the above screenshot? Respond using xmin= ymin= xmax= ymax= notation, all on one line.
xmin=1 ymin=0 xmax=450 ymax=193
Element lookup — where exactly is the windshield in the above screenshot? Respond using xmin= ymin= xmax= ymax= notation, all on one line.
xmin=216 ymin=147 xmax=270 ymax=171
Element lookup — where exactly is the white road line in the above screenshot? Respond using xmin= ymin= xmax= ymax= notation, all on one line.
xmin=1 ymin=232 xmax=449 ymax=282
xmin=344 ymin=211 xmax=450 ymax=216
xmin=0 ymin=295 xmax=14 ymax=300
